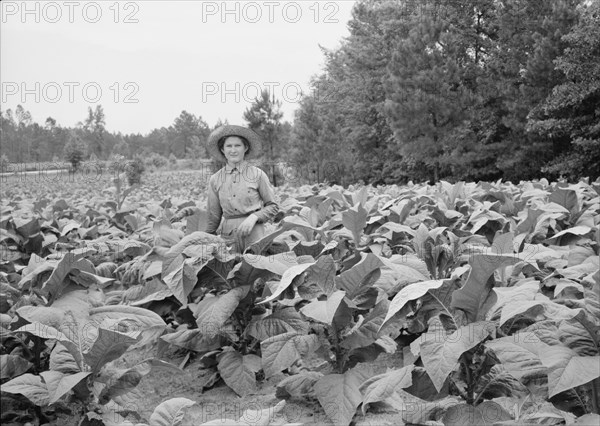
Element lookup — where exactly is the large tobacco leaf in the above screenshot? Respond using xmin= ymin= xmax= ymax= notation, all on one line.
xmin=162 ymin=256 xmax=209 ymax=306
xmin=557 ymin=313 xmax=599 ymax=356
xmin=125 ymin=277 xmax=173 ymax=306
xmin=93 ymin=359 xmax=185 ymax=408
xmin=89 ymin=304 xmax=167 ymax=348
xmin=242 ymin=252 xmax=299 ymax=275
xmin=451 ymin=253 xmax=520 ymax=323
xmin=408 ymin=279 xmax=462 ymax=334
xmin=15 ymin=305 xmax=65 ymax=328
xmin=260 ymin=332 xmax=320 ymax=377
xmin=549 ymin=187 xmax=581 ymax=217
xmin=0 ymin=354 xmax=33 ymax=379
xmin=360 ymin=364 xmax=414 ymax=414
xmin=335 ymin=252 xmax=382 ymax=307
xmin=216 ymin=347 xmax=261 ymax=397
xmin=2 ymin=370 xmax=91 ymax=405
xmin=195 ymin=285 xmax=249 ymax=337
xmin=485 ymin=331 xmax=550 ymax=382
xmin=16 ymin=311 xmax=139 ymax=376
xmin=49 ymin=343 xmax=81 ymax=374
xmin=474 ymin=365 xmax=529 ymax=400
xmin=247 ymin=215 xmax=326 ymax=254
xmin=2 ymin=373 xmax=50 ymax=406
xmin=499 ymin=297 xmax=581 ymax=327
xmin=225 ymin=257 xmax=273 ymax=289
xmin=341 ymin=203 xmax=368 ymax=246
xmin=16 ymin=312 xmax=91 ymax=371
xmin=260 ymin=262 xmax=315 ymax=304
xmin=161 ymin=231 xmax=224 ymax=304
xmin=313 ymin=363 xmax=374 ymax=426
xmin=400 ymin=393 xmax=463 ymax=424
xmin=160 ymin=328 xmax=221 ymax=352
xmin=341 ymin=299 xmax=389 ymax=349
xmin=149 ymin=397 xmax=196 ymax=426
xmin=83 ymin=328 xmax=138 ymax=374
xmin=299 ymin=290 xmax=347 ymax=326
xmin=487 ymin=279 xmax=540 ymax=321
xmin=375 ymin=256 xmax=428 ymax=295
xmin=420 ymin=321 xmax=495 ymax=392
xmin=539 ymin=346 xmax=600 ymax=397
xmin=276 ymin=371 xmax=323 ymax=399
xmin=38 ymin=251 xmax=96 ymax=302
xmin=297 ymin=254 xmax=336 ymax=299
xmin=52 ymin=286 xmax=104 ymax=320
xmin=246 ymin=306 xmax=308 ymax=340
xmin=380 ymin=279 xmax=446 ymax=329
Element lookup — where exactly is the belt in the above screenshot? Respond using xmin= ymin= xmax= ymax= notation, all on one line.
xmin=224 ymin=208 xmax=261 ymax=220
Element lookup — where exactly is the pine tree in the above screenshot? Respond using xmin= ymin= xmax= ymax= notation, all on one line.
xmin=385 ymin=1 xmax=485 ymax=182
xmin=314 ymin=0 xmax=414 ymax=184
xmin=483 ymin=0 xmax=581 ymax=180
xmin=243 ymin=90 xmax=284 ymax=186
xmin=289 ymin=91 xmax=351 ymax=185
xmin=528 ymin=1 xmax=600 ymax=179
xmin=63 ymin=132 xmax=87 ymax=171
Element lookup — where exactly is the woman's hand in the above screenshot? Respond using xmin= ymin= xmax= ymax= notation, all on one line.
xmin=237 ymin=214 xmax=259 ymax=237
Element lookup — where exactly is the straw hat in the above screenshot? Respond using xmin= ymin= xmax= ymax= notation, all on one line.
xmin=206 ymin=125 xmax=263 ymax=162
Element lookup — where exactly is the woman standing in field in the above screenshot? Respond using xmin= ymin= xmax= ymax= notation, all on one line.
xmin=205 ymin=125 xmax=279 ymax=253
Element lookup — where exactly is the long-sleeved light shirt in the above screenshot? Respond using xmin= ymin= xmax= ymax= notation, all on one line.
xmin=205 ymin=161 xmax=279 ymax=234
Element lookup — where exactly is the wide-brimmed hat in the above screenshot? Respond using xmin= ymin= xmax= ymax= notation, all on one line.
xmin=206 ymin=125 xmax=263 ymax=162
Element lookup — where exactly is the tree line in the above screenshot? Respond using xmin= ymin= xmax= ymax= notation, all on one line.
xmin=289 ymin=0 xmax=599 ymax=184
xmin=0 ymin=105 xmax=214 ymax=165
xmin=2 ymin=0 xmax=598 ymax=184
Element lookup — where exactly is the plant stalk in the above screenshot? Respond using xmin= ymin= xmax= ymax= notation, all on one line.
xmin=592 ymin=377 xmax=600 ymax=414
xmin=460 ymin=353 xmax=474 ymax=404
xmin=330 ymin=324 xmax=344 ymax=373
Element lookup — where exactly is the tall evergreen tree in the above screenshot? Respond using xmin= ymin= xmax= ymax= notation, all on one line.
xmin=385 ymin=1 xmax=482 ymax=182
xmin=315 ymin=0 xmax=414 ymax=184
xmin=82 ymin=105 xmax=107 ymax=159
xmin=171 ymin=111 xmax=210 ymax=158
xmin=243 ymin=90 xmax=284 ymax=186
xmin=483 ymin=0 xmax=581 ymax=180
xmin=527 ymin=0 xmax=600 ymax=179
xmin=290 ymin=91 xmax=351 ymax=184
xmin=63 ymin=132 xmax=87 ymax=171
xmin=0 ymin=109 xmax=18 ymax=162
xmin=14 ymin=105 xmax=33 ymax=162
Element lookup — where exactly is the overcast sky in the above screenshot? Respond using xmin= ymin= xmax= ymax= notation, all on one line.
xmin=1 ymin=1 xmax=355 ymax=134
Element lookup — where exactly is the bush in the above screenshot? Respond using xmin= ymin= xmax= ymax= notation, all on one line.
xmin=108 ymin=154 xmax=126 ymax=176
xmin=144 ymin=153 xmax=169 ymax=169
xmin=0 ymin=154 xmax=8 ymax=174
xmin=125 ymin=156 xmax=145 ymax=185
xmin=63 ymin=134 xmax=86 ymax=172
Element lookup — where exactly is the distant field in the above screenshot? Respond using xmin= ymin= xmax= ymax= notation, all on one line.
xmin=1 ymin=161 xmax=71 ymax=174
xmin=1 ymin=168 xmax=212 ymax=208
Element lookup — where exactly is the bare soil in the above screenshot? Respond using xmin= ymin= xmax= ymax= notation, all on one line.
xmin=111 ymin=345 xmax=407 ymax=426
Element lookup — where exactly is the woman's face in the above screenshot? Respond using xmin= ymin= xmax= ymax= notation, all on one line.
xmin=222 ymin=136 xmax=248 ymax=164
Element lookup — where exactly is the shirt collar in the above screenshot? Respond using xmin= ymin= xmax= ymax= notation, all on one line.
xmin=225 ymin=161 xmax=248 ymax=173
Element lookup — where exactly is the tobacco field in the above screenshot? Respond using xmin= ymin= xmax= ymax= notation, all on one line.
xmin=1 ymin=170 xmax=599 ymax=426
